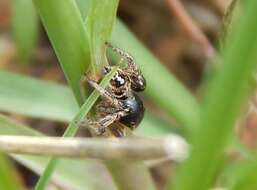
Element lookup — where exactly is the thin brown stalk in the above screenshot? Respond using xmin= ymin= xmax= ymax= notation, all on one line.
xmin=166 ymin=0 xmax=216 ymax=59
xmin=0 ymin=135 xmax=188 ymax=162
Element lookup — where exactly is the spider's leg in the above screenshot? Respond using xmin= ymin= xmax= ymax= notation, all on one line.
xmin=105 ymin=42 xmax=135 ymax=67
xmin=80 ymin=74 xmax=114 ymax=103
xmin=109 ymin=123 xmax=126 ymax=137
xmin=81 ymin=111 xmax=126 ymax=136
xmin=87 ymin=77 xmax=122 ymax=108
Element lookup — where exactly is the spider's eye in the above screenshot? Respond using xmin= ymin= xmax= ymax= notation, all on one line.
xmin=111 ymin=73 xmax=126 ymax=88
xmin=131 ymin=74 xmax=146 ymax=92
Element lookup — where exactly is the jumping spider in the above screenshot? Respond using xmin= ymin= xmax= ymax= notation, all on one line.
xmin=81 ymin=42 xmax=146 ymax=137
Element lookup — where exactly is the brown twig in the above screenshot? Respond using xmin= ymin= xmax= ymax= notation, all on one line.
xmin=0 ymin=135 xmax=188 ymax=162
xmin=166 ymin=0 xmax=216 ymax=59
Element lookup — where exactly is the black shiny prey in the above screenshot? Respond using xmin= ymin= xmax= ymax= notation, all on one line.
xmin=119 ymin=93 xmax=145 ymax=129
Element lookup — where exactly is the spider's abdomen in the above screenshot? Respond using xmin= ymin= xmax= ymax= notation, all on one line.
xmin=119 ymin=94 xmax=145 ymax=129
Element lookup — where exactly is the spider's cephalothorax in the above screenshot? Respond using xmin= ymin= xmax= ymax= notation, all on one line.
xmin=103 ymin=66 xmax=131 ymax=100
xmin=81 ymin=42 xmax=146 ymax=137
xmin=105 ymin=42 xmax=146 ymax=92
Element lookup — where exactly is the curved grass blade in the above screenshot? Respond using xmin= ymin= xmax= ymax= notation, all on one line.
xmin=33 ymin=0 xmax=90 ymax=105
xmin=0 ymin=70 xmax=78 ymax=122
xmin=172 ymin=0 xmax=257 ymax=189
xmin=11 ymin=0 xmax=39 ymax=64
xmin=85 ymin=0 xmax=119 ymax=74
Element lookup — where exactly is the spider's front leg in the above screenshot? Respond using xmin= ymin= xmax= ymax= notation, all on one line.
xmin=80 ymin=73 xmax=112 ymax=102
xmin=85 ymin=76 xmax=122 ymax=108
xmin=105 ymin=42 xmax=136 ymax=68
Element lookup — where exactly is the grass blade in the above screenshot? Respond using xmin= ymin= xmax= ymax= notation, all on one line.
xmin=11 ymin=0 xmax=38 ymax=64
xmin=35 ymin=66 xmax=119 ymax=190
xmin=76 ymin=0 xmax=91 ymax=19
xmin=172 ymin=0 xmax=257 ymax=189
xmin=85 ymin=0 xmax=119 ymax=74
xmin=34 ymin=158 xmax=58 ymax=190
xmin=0 ymin=70 xmax=78 ymax=122
xmin=0 ymin=154 xmax=20 ymax=190
xmin=33 ymin=0 xmax=90 ymax=105
xmin=230 ymin=160 xmax=257 ymax=190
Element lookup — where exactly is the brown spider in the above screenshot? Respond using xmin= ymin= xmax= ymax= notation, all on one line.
xmin=81 ymin=42 xmax=146 ymax=137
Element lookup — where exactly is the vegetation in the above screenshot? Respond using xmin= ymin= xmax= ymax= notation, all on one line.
xmin=0 ymin=0 xmax=257 ymax=189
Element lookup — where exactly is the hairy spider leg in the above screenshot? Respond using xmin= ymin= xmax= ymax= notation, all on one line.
xmin=105 ymin=42 xmax=136 ymax=68
xmin=81 ymin=110 xmax=126 ymax=136
xmin=86 ymin=76 xmax=122 ymax=108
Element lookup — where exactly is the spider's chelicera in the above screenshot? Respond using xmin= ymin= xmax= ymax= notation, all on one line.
xmin=81 ymin=42 xmax=146 ymax=137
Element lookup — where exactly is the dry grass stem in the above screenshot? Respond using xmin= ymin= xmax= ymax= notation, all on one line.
xmin=0 ymin=135 xmax=188 ymax=162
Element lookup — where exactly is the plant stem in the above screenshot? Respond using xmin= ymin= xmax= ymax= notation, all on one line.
xmin=171 ymin=0 xmax=257 ymax=189
xmin=33 ymin=0 xmax=90 ymax=105
xmin=0 ymin=135 xmax=188 ymax=161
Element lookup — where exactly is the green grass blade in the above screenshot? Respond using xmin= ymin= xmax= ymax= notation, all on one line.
xmin=0 ymin=70 xmax=78 ymax=122
xmin=11 ymin=0 xmax=38 ymax=64
xmin=34 ymin=158 xmax=58 ymax=190
xmin=35 ymin=66 xmax=119 ymax=190
xmin=219 ymin=159 xmax=257 ymax=190
xmin=33 ymin=0 xmax=90 ymax=105
xmin=76 ymin=0 xmax=91 ymax=19
xmin=0 ymin=115 xmax=116 ymax=190
xmin=172 ymin=0 xmax=257 ymax=189
xmin=85 ymin=0 xmax=119 ymax=74
xmin=230 ymin=160 xmax=257 ymax=190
